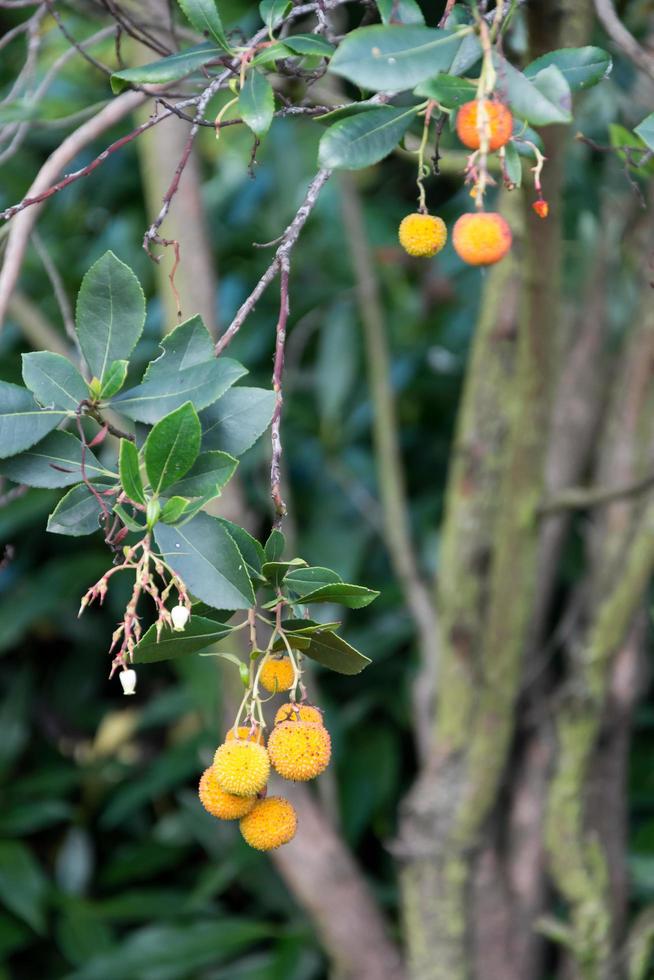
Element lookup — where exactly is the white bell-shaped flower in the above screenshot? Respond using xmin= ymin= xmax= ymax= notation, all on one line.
xmin=119 ymin=669 xmax=137 ymax=695
xmin=171 ymin=605 xmax=190 ymax=631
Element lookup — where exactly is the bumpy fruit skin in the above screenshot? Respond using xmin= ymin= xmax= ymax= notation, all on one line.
xmin=398 ymin=213 xmax=447 ymax=258
xmin=456 ymin=100 xmax=513 ymax=151
xmin=213 ymin=739 xmax=270 ymax=796
xmin=452 ymin=212 xmax=512 ymax=267
xmin=268 ymin=721 xmax=332 ymax=781
xmin=225 ymin=725 xmax=265 ymax=744
xmin=239 ymin=797 xmax=297 ymax=851
xmin=274 ymin=702 xmax=323 ymax=726
xmin=260 ymin=656 xmax=294 ymax=694
xmin=199 ymin=767 xmax=256 ymax=820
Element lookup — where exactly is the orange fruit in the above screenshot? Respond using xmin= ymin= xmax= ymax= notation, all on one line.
xmin=452 ymin=212 xmax=512 ymax=266
xmin=456 ymin=100 xmax=513 ymax=152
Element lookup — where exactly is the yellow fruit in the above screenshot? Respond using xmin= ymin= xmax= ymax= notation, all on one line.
xmin=452 ymin=212 xmax=512 ymax=267
xmin=268 ymin=721 xmax=331 ymax=781
xmin=239 ymin=797 xmax=297 ymax=851
xmin=225 ymin=725 xmax=265 ymax=745
xmin=198 ymin=767 xmax=256 ymax=820
xmin=456 ymin=100 xmax=513 ymax=151
xmin=398 ymin=213 xmax=447 ymax=258
xmin=260 ymin=656 xmax=294 ymax=694
xmin=213 ymin=739 xmax=270 ymax=796
xmin=274 ymin=702 xmax=323 ymax=726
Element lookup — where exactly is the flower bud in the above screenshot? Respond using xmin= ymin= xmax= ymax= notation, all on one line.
xmin=119 ymin=669 xmax=137 ymax=695
xmin=171 ymin=605 xmax=190 ymax=631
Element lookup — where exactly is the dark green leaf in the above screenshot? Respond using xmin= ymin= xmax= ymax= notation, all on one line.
xmin=143 ymin=315 xmax=214 ymax=381
xmin=278 ymin=617 xmax=341 ymax=635
xmin=75 ymin=252 xmax=145 ymax=382
xmin=281 ymin=34 xmax=335 ymax=56
xmin=448 ymin=32 xmax=481 ymax=76
xmin=132 ymin=616 xmax=232 ymax=663
xmin=112 ymin=358 xmax=245 ymax=424
xmin=494 ymin=56 xmax=572 ymax=125
xmin=302 ymin=629 xmax=371 ymax=674
xmin=144 ymin=402 xmax=201 ymax=494
xmin=155 ymin=513 xmax=255 ymax=609
xmin=200 ymin=386 xmax=275 ymax=456
xmin=328 ymin=24 xmax=467 ymax=91
xmin=283 ymin=565 xmax=342 ymax=595
xmin=264 ymin=528 xmax=285 ymax=562
xmin=160 ymin=496 xmax=189 ymax=523
xmin=119 ymin=438 xmax=145 ymax=505
xmin=0 ymin=382 xmax=66 ymax=458
xmin=111 ymin=43 xmax=221 ymax=93
xmin=262 ymin=557 xmax=307 ymax=588
xmin=318 ymin=105 xmax=419 ymax=170
xmin=414 ymin=74 xmax=476 ymax=107
xmin=524 ymin=46 xmax=612 ymax=91
xmin=0 ymin=841 xmax=48 ymax=934
xmin=215 ymin=517 xmax=265 ymax=578
xmin=21 ymin=352 xmax=87 ymax=411
xmin=165 ymin=450 xmax=237 ymax=499
xmin=239 ymin=70 xmax=275 ymax=136
xmin=0 ymin=431 xmax=106 ymax=488
xmin=260 ymin=0 xmax=291 ymax=30
xmin=113 ymin=503 xmax=145 ymax=532
xmin=376 ymin=0 xmax=424 ymax=24
xmin=100 ymin=360 xmax=128 ymax=399
xmin=176 ymin=0 xmax=230 ymax=50
xmin=503 ymin=140 xmax=522 ymax=187
xmin=635 ymin=112 xmax=654 ymax=152
xmin=608 ymin=124 xmax=654 ymax=175
xmin=290 ymin=582 xmax=380 ymax=608
xmin=47 ymin=482 xmax=113 ymax=536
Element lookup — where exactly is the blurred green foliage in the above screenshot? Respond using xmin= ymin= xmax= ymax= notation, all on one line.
xmin=1 ymin=2 xmax=654 ymax=978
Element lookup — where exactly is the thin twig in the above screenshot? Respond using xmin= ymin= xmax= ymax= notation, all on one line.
xmin=270 ymin=258 xmax=290 ymax=526
xmin=594 ymin=0 xmax=654 ymax=82
xmin=539 ymin=472 xmax=654 ymax=516
xmin=31 ymin=232 xmax=78 ymax=354
xmin=215 ymin=168 xmax=332 ymax=355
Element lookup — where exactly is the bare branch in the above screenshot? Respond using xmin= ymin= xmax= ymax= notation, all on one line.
xmin=270 ymin=257 xmax=290 ymax=526
xmin=594 ymin=0 xmax=654 ymax=82
xmin=540 ymin=472 xmax=654 ymax=515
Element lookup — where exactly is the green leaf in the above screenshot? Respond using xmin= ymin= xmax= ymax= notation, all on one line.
xmin=376 ymin=0 xmax=425 ymax=25
xmin=281 ymin=35 xmax=335 ymax=57
xmin=143 ymin=315 xmax=215 ymax=380
xmin=609 ymin=123 xmax=654 ymax=175
xmin=100 ymin=360 xmax=128 ymax=399
xmin=503 ymin=140 xmax=522 ymax=187
xmin=133 ymin=616 xmax=232 ymax=663
xmin=328 ymin=24 xmax=467 ymax=91
xmin=264 ymin=528 xmax=285 ymax=562
xmin=164 ymin=450 xmax=236 ymax=499
xmin=0 ymin=382 xmax=66 ymax=459
xmin=290 ymin=582 xmax=380 ymax=608
xmin=75 ymin=252 xmax=145 ymax=382
xmin=494 ymin=56 xmax=572 ymax=125
xmin=283 ymin=565 xmax=342 ymax=596
xmin=200 ymin=386 xmax=276 ymax=456
xmin=414 ymin=73 xmax=476 ymax=107
xmin=239 ymin=70 xmax=275 ymax=136
xmin=144 ymin=403 xmax=201 ymax=494
xmin=634 ymin=112 xmax=654 ymax=152
xmin=155 ymin=513 xmax=255 ymax=609
xmin=21 ymin=352 xmax=87 ymax=411
xmin=110 ymin=43 xmax=221 ymax=93
xmin=318 ymin=105 xmax=419 ymax=170
xmin=524 ymin=46 xmax=612 ymax=92
xmin=262 ymin=557 xmax=307 ymax=588
xmin=250 ymin=41 xmax=291 ymax=67
xmin=302 ymin=629 xmax=371 ymax=674
xmin=47 ymin=482 xmax=113 ymax=536
xmin=119 ymin=438 xmax=145 ymax=505
xmin=260 ymin=0 xmax=291 ymax=32
xmin=113 ymin=503 xmax=145 ymax=532
xmin=176 ymin=0 xmax=230 ymax=50
xmin=112 ymin=358 xmax=245 ymax=424
xmin=160 ymin=496 xmax=189 ymax=523
xmin=0 ymin=431 xmax=106 ymax=488
xmin=0 ymin=841 xmax=48 ymax=934
xmin=215 ymin=518 xmax=265 ymax=578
